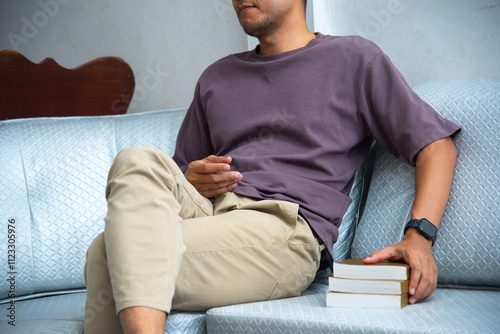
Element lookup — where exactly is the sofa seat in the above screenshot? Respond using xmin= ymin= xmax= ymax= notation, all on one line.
xmin=207 ymin=284 xmax=500 ymax=334
xmin=0 ymin=292 xmax=86 ymax=334
xmin=0 ymin=285 xmax=330 ymax=333
xmin=0 ymin=291 xmax=207 ymax=334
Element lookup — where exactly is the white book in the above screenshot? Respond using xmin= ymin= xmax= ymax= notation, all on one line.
xmin=329 ymin=277 xmax=409 ymax=295
xmin=326 ymin=291 xmax=409 ymax=309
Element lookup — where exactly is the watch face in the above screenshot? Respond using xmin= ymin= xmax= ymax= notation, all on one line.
xmin=420 ymin=219 xmax=437 ymax=238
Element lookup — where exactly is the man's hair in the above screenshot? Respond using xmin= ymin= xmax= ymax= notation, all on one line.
xmin=303 ymin=0 xmax=307 ymax=10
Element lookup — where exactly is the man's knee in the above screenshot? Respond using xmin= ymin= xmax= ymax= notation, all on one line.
xmin=114 ymin=146 xmax=163 ymax=165
xmin=111 ymin=146 xmax=179 ymax=175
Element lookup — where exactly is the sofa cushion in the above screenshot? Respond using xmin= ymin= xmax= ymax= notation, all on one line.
xmin=0 ymin=291 xmax=207 ymax=334
xmin=351 ymin=78 xmax=500 ymax=287
xmin=0 ymin=128 xmax=35 ymax=299
xmin=313 ymin=150 xmax=375 ymax=283
xmin=207 ymin=285 xmax=500 ymax=334
xmin=333 ymin=152 xmax=373 ymax=262
xmin=0 ymin=108 xmax=187 ymax=300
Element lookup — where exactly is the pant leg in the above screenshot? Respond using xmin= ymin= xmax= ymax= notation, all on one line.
xmin=84 ymin=146 xmax=212 ymax=333
xmin=84 ymin=146 xmax=322 ymax=332
xmin=84 ymin=233 xmax=121 ymax=333
xmin=171 ymin=192 xmax=322 ymax=311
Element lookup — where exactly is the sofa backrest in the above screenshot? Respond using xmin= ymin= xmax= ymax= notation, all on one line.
xmin=312 ymin=152 xmax=374 ymax=284
xmin=0 ymin=108 xmax=187 ymax=301
xmin=0 ymin=103 xmax=365 ymax=299
xmin=351 ymin=78 xmax=500 ymax=288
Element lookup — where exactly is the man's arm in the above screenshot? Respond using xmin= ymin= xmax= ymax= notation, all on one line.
xmin=363 ymin=136 xmax=457 ymax=304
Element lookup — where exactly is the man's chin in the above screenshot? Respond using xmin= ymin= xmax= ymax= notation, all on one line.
xmin=244 ymin=30 xmax=262 ymax=38
xmin=240 ymin=24 xmax=262 ymax=38
xmin=241 ymin=22 xmax=279 ymax=39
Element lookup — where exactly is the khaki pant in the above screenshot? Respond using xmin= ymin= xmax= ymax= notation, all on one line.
xmin=84 ymin=146 xmax=322 ymax=333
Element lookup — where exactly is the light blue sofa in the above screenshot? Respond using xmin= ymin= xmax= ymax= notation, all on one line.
xmin=1 ymin=78 xmax=499 ymax=333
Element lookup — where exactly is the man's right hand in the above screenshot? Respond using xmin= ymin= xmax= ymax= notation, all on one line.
xmin=186 ymin=155 xmax=242 ymax=198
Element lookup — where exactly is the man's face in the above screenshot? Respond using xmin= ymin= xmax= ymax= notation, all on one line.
xmin=232 ymin=0 xmax=295 ymax=38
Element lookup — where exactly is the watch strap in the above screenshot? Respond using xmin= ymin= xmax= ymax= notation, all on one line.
xmin=404 ymin=218 xmax=437 ymax=246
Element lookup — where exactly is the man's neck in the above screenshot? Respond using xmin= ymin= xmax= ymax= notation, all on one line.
xmin=257 ymin=22 xmax=316 ymax=56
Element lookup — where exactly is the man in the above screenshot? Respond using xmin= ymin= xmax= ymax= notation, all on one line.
xmin=84 ymin=0 xmax=460 ymax=333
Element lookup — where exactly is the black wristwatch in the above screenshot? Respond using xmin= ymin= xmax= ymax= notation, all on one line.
xmin=404 ymin=218 xmax=437 ymax=246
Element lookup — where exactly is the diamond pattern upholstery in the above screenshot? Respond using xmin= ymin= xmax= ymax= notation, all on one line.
xmin=0 ymin=123 xmax=35 ymax=298
xmin=0 ymin=109 xmax=187 ymax=300
xmin=21 ymin=118 xmax=115 ymax=294
xmin=207 ymin=285 xmax=500 ymax=333
xmin=313 ymin=154 xmax=373 ymax=284
xmin=350 ymin=144 xmax=415 ymax=255
xmin=351 ymin=78 xmax=500 ymax=287
xmin=0 ymin=292 xmax=206 ymax=334
xmin=333 ymin=157 xmax=369 ymax=262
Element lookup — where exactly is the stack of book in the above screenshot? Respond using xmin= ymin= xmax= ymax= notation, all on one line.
xmin=326 ymin=258 xmax=410 ymax=309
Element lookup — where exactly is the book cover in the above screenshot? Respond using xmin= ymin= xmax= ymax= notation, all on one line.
xmin=333 ymin=258 xmax=410 ymax=281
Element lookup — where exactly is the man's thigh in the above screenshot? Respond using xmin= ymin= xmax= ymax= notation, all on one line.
xmin=172 ymin=192 xmax=321 ymax=311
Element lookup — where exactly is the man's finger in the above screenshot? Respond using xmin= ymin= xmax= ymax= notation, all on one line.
xmin=198 ymin=178 xmax=240 ymax=191
xmin=411 ymin=280 xmax=430 ymax=304
xmin=191 ymin=161 xmax=231 ymax=174
xmin=194 ymin=171 xmax=242 ymax=184
xmin=363 ymin=246 xmax=400 ymax=264
xmin=408 ymin=261 xmax=423 ymax=304
xmin=203 ymin=155 xmax=232 ymax=164
xmin=200 ymin=182 xmax=238 ymax=198
xmin=410 ymin=263 xmax=436 ymax=304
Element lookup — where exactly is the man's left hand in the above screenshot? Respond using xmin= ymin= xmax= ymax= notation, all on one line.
xmin=363 ymin=228 xmax=438 ymax=304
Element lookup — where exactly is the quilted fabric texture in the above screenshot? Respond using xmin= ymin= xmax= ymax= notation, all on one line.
xmin=0 ymin=124 xmax=35 ymax=298
xmin=333 ymin=157 xmax=369 ymax=262
xmin=350 ymin=144 xmax=416 ymax=256
xmin=0 ymin=292 xmax=86 ymax=333
xmin=0 ymin=108 xmax=186 ymax=300
xmin=314 ymin=153 xmax=375 ymax=284
xmin=351 ymin=78 xmax=500 ymax=287
xmin=0 ymin=292 xmax=206 ymax=334
xmin=207 ymin=285 xmax=500 ymax=334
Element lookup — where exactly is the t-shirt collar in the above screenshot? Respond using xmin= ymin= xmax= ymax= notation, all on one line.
xmin=248 ymin=32 xmax=326 ymax=62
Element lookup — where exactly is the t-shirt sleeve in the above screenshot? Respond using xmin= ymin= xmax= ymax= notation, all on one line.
xmin=172 ymin=81 xmax=214 ymax=173
xmin=357 ymin=52 xmax=461 ymax=166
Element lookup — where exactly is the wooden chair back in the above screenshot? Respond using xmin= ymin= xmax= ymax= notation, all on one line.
xmin=0 ymin=50 xmax=135 ymax=120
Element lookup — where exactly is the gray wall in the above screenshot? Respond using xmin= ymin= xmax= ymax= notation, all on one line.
xmin=314 ymin=0 xmax=500 ymax=87
xmin=2 ymin=0 xmax=498 ymax=112
xmin=0 ymin=0 xmax=248 ymax=113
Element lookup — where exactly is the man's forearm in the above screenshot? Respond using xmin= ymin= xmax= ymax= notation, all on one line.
xmin=410 ymin=136 xmax=457 ymax=230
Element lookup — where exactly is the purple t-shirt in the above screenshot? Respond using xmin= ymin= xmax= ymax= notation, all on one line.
xmin=173 ymin=33 xmax=460 ymax=258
